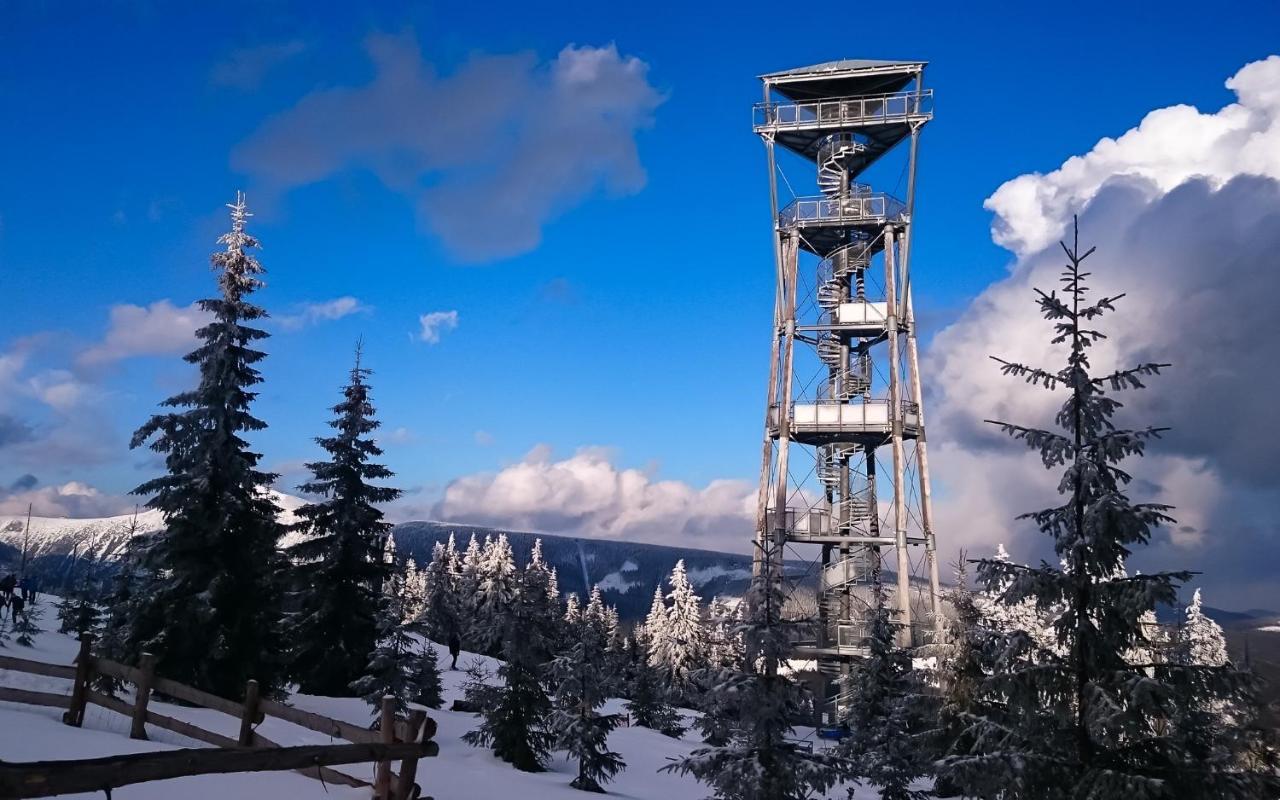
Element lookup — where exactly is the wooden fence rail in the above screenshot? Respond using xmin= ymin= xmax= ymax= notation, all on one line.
xmin=0 ymin=634 xmax=436 ymax=799
xmin=0 ymin=741 xmax=436 ymax=799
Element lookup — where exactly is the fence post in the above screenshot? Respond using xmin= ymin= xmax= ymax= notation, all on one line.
xmin=238 ymin=679 xmax=260 ymax=747
xmin=373 ymin=695 xmax=395 ymax=799
xmin=129 ymin=653 xmax=157 ymax=740
xmin=63 ymin=634 xmax=93 ymax=727
xmin=393 ymin=710 xmax=426 ymax=800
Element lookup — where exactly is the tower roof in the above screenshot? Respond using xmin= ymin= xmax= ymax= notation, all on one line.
xmin=761 ymin=59 xmax=925 ymax=101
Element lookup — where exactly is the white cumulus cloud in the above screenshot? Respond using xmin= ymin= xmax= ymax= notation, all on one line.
xmin=417 ymin=310 xmax=458 ymax=344
xmin=986 ymin=55 xmax=1280 ymax=257
xmin=78 ymin=300 xmax=209 ymax=366
xmin=433 ymin=445 xmax=755 ymax=552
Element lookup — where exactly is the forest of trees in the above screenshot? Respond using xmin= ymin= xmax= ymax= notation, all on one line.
xmin=7 ymin=202 xmax=1277 ymax=799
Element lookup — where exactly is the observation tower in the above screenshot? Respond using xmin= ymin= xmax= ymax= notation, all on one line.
xmin=750 ymin=59 xmax=941 ymax=721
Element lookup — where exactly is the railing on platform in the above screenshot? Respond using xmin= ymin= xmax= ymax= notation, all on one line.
xmin=754 ymin=89 xmax=934 ymax=131
xmin=778 ymin=194 xmax=906 ymax=229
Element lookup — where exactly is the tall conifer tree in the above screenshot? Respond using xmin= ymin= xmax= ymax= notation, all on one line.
xmin=286 ymin=347 xmax=402 ymax=695
xmin=938 ymin=220 xmax=1279 ymax=799
xmin=127 ymin=193 xmax=286 ymax=696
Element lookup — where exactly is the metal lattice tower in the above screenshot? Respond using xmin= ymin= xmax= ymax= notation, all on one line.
xmin=750 ymin=60 xmax=942 ymax=721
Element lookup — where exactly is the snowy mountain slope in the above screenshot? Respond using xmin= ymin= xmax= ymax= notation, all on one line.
xmin=0 ymin=596 xmax=881 ymax=800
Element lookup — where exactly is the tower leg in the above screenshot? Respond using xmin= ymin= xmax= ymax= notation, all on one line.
xmin=883 ymin=226 xmax=912 ymax=646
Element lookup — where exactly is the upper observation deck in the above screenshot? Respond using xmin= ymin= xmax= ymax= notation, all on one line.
xmin=755 ymin=60 xmax=931 ymax=167
xmin=778 ymin=191 xmax=906 ymax=256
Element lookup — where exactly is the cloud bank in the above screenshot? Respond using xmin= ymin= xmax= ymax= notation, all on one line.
xmin=927 ymin=55 xmax=1280 ymax=606
xmin=233 ymin=34 xmax=664 ymax=261
xmin=433 ymin=446 xmax=755 ymax=553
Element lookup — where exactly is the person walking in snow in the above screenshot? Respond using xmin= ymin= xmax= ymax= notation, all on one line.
xmin=9 ymin=592 xmax=24 ymax=622
xmin=0 ymin=572 xmax=14 ymax=600
xmin=448 ymin=630 xmax=461 ymax=670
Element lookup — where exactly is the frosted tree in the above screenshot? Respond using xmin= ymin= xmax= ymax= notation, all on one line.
xmin=694 ymin=596 xmax=745 ymax=745
xmin=936 ymin=220 xmax=1279 ymax=799
xmin=125 ymin=193 xmax=286 ymax=696
xmin=285 ymin=349 xmax=401 ymax=695
xmin=550 ymin=591 xmax=626 ymax=792
xmin=401 ymin=558 xmax=429 ymax=623
xmin=663 ymin=543 xmax=838 ymax=800
xmin=564 ymin=592 xmax=582 ymax=625
xmin=838 ymin=583 xmax=930 ymax=800
xmin=638 ymin=584 xmax=666 ymax=652
xmin=623 ymin=633 xmax=685 ymax=737
xmin=973 ymin=544 xmax=1059 ymax=656
xmin=464 ymin=550 xmax=558 ymax=772
xmin=706 ymin=596 xmax=745 ymax=668
xmin=350 ymin=554 xmax=417 ymax=718
xmin=1177 ymin=589 xmax=1228 ymax=668
xmin=458 ymin=533 xmax=484 ymax=646
xmin=526 ymin=539 xmax=564 ymax=638
xmin=649 ymin=559 xmax=707 ymax=695
xmin=421 ymin=539 xmax=461 ymax=641
xmin=472 ymin=534 xmax=518 ymax=653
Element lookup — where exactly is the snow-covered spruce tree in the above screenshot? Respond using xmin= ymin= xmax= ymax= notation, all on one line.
xmin=350 ymin=555 xmax=417 ymax=718
xmin=693 ymin=595 xmax=747 ymax=745
xmin=550 ymin=589 xmax=626 ymax=792
xmin=937 ymin=220 xmax=1279 ymax=799
xmin=127 ymin=193 xmax=286 ymax=697
xmin=421 ymin=538 xmax=461 ymax=641
xmin=663 ymin=543 xmax=838 ymax=800
xmin=839 ymin=581 xmax=930 ymax=800
xmin=974 ymin=544 xmax=1060 ymax=656
xmin=472 ymin=534 xmax=519 ymax=654
xmin=413 ymin=640 xmax=444 ymax=709
xmin=285 ymin=349 xmax=401 ymax=696
xmin=464 ymin=552 xmax=558 ymax=772
xmin=649 ymin=559 xmax=707 ymax=698
xmin=623 ymin=631 xmax=685 ymax=737
xmin=527 ymin=539 xmax=565 ymax=641
xmin=402 ymin=557 xmax=428 ymax=623
xmin=458 ymin=533 xmax=485 ymax=649
xmin=1176 ymin=589 xmax=1227 ymax=668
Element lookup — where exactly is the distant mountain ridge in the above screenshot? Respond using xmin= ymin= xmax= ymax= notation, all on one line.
xmin=3 ymin=508 xmax=1272 ymax=627
xmin=0 ymin=506 xmax=771 ymax=620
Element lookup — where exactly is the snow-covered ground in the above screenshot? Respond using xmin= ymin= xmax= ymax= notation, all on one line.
xmin=0 ymin=596 xmax=876 ymax=800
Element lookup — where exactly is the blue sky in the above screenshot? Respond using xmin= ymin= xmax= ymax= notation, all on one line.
xmin=2 ymin=1 xmax=1279 ymax=602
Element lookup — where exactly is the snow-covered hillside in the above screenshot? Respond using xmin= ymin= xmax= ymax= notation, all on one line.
xmin=0 ymin=596 xmax=879 ymax=800
xmin=0 ymin=492 xmax=307 ymax=564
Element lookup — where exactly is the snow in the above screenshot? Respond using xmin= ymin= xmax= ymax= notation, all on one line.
xmin=1257 ymin=625 xmax=1280 ymax=633
xmin=0 ymin=491 xmax=307 ymax=562
xmin=1 ymin=596 xmax=885 ymax=799
xmin=684 ymin=565 xmax=751 ymax=586
xmin=595 ymin=570 xmax=641 ymax=594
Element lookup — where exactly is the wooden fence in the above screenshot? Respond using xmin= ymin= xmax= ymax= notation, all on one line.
xmin=0 ymin=635 xmax=436 ymax=799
